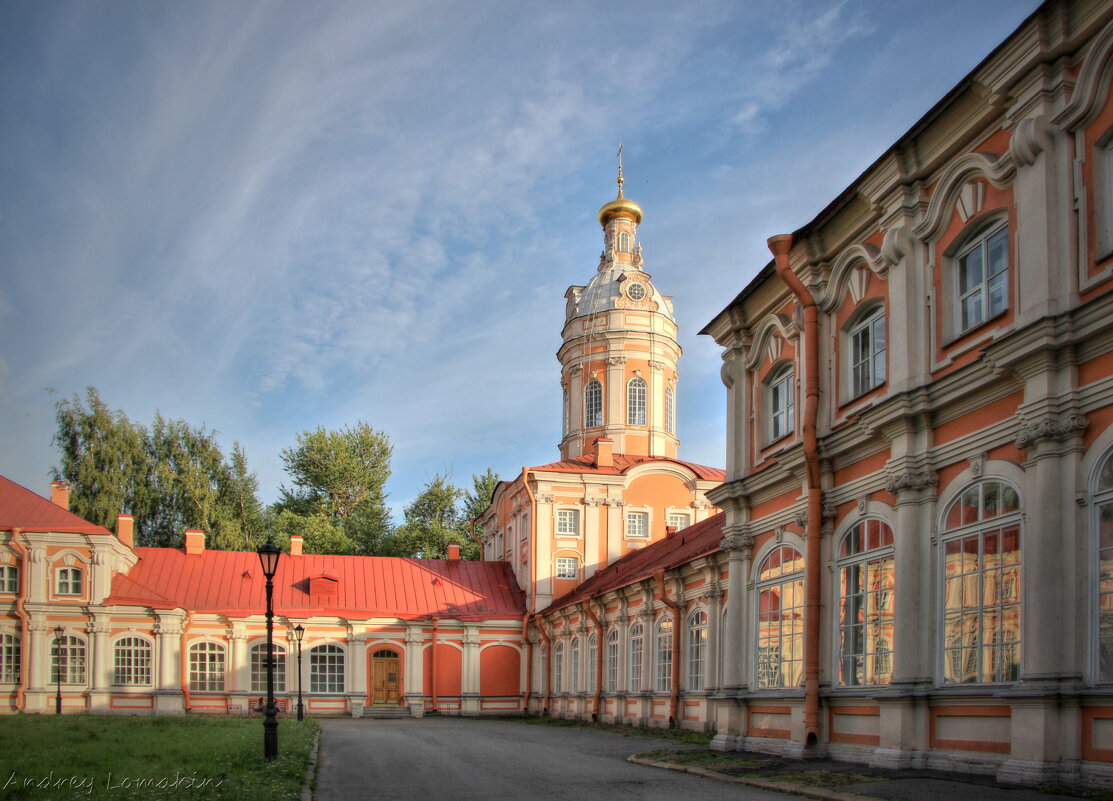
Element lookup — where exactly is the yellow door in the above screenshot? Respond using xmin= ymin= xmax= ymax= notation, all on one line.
xmin=371 ymin=650 xmax=401 ymax=704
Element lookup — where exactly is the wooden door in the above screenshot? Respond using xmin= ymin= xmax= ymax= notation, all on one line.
xmin=371 ymin=650 xmax=401 ymax=704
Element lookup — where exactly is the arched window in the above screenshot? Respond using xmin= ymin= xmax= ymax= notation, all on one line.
xmin=113 ymin=637 xmax=152 ymax=686
xmin=665 ymin=386 xmax=675 ymax=434
xmin=188 ymin=642 xmax=224 ymax=691
xmin=310 ymin=644 xmax=345 ymax=693
xmin=55 ymin=566 xmax=82 ymax=596
xmin=756 ymin=546 xmax=805 ymax=689
xmin=848 ymin=306 xmax=886 ymax=397
xmin=767 ymin=366 xmax=794 ymax=442
xmin=836 ymin=519 xmax=895 ymax=686
xmin=628 ymin=623 xmax=643 ymax=691
xmin=605 ymin=630 xmax=619 ymax=692
xmin=250 ymin=642 xmax=287 ymax=693
xmin=655 ymin=618 xmax=672 ymax=692
xmin=0 ymin=565 xmax=17 ymax=594
xmin=586 ymin=633 xmax=597 ymax=694
xmin=956 ymin=220 xmax=1008 ymax=332
xmin=0 ymin=632 xmax=20 ymax=684
xmin=562 ymin=388 xmax=570 ymax=437
xmin=686 ymin=611 xmax=707 ymax=691
xmin=51 ymin=635 xmax=86 ymax=685
xmin=1096 ymin=449 xmax=1113 ymax=681
xmin=941 ymin=480 xmax=1021 ymax=684
xmin=584 ymin=380 xmax=603 ymax=428
xmin=619 ymin=231 xmax=631 ymax=253
xmin=552 ymin=642 xmax=564 ymax=694
xmin=538 ymin=645 xmax=547 ymax=693
xmin=569 ymin=638 xmax=580 ymax=693
xmin=627 ymin=377 xmax=647 ymax=426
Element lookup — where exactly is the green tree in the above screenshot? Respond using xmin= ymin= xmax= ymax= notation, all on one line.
xmin=393 ymin=474 xmax=466 ymax=559
xmin=274 ymin=422 xmax=393 ymax=555
xmin=52 ymin=387 xmax=265 ymax=549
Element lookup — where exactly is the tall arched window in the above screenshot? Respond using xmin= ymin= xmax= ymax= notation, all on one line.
xmin=569 ymin=638 xmax=580 ymax=693
xmin=52 ymin=635 xmax=86 ymax=685
xmin=553 ymin=642 xmax=564 ymax=694
xmin=251 ymin=642 xmax=287 ymax=693
xmin=836 ymin=519 xmax=895 ymax=686
xmin=619 ymin=231 xmax=631 ymax=253
xmin=310 ymin=644 xmax=345 ymax=693
xmin=538 ymin=645 xmax=547 ymax=694
xmin=627 ymin=378 xmax=647 ymax=426
xmin=562 ymin=388 xmax=570 ymax=436
xmin=941 ymin=480 xmax=1021 ymax=684
xmin=0 ymin=632 xmax=20 ymax=684
xmin=655 ymin=618 xmax=672 ymax=692
xmin=665 ymin=386 xmax=675 ymax=434
xmin=188 ymin=642 xmax=224 ymax=691
xmin=584 ymin=380 xmax=603 ymax=428
xmin=113 ymin=637 xmax=152 ymax=686
xmin=606 ymin=630 xmax=619 ymax=692
xmin=756 ymin=546 xmax=805 ymax=689
xmin=686 ymin=611 xmax=707 ymax=691
xmin=1096 ymin=449 xmax=1113 ymax=681
xmin=767 ymin=366 xmax=795 ymax=442
xmin=586 ymin=633 xmax=597 ymax=694
xmin=628 ymin=623 xmax=643 ymax=691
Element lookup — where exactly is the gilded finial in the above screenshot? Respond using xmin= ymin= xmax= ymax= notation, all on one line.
xmin=617 ymin=142 xmax=624 ymax=197
xmin=597 ymin=142 xmax=642 ymax=226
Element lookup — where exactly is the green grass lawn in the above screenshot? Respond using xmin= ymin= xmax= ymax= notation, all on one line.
xmin=0 ymin=715 xmax=318 ymax=801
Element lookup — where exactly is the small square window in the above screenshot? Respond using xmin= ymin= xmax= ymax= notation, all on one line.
xmin=56 ymin=567 xmax=82 ymax=596
xmin=0 ymin=566 xmax=17 ymax=594
xmin=555 ymin=557 xmax=578 ymax=579
xmin=626 ymin=512 xmax=649 ymax=538
xmin=556 ymin=509 xmax=580 ymax=537
xmin=667 ymin=513 xmax=691 ymax=530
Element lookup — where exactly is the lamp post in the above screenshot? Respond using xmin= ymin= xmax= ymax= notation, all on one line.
xmin=53 ymin=626 xmax=64 ymax=715
xmin=257 ymin=540 xmax=282 ymax=761
xmin=293 ymin=624 xmax=304 ymax=722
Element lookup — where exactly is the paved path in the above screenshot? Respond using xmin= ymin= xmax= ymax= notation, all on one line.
xmin=315 ymin=717 xmax=804 ymax=801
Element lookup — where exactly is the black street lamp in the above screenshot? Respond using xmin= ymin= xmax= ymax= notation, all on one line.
xmin=53 ymin=626 xmax=64 ymax=715
xmin=258 ymin=540 xmax=282 ymax=762
xmin=293 ymin=624 xmax=305 ymax=722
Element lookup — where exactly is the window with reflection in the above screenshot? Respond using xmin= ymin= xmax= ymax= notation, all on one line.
xmin=941 ymin=480 xmax=1021 ymax=684
xmin=756 ymin=545 xmax=805 ymax=688
xmin=756 ymin=545 xmax=801 ymax=689
xmin=606 ymin=630 xmax=619 ymax=692
xmin=584 ymin=380 xmax=603 ymax=428
xmin=552 ymin=641 xmax=564 ymax=693
xmin=627 ymin=378 xmax=647 ymax=426
xmin=0 ymin=633 xmax=20 ymax=684
xmin=655 ymin=618 xmax=672 ymax=692
xmin=665 ymin=386 xmax=675 ymax=433
xmin=629 ymin=623 xmax=644 ymax=691
xmin=767 ymin=366 xmax=795 ymax=442
xmin=837 ymin=519 xmax=894 ymax=686
xmin=113 ymin=637 xmax=152 ymax=686
xmin=250 ymin=642 xmax=286 ymax=693
xmin=188 ymin=641 xmax=224 ymax=691
xmin=957 ymin=221 xmax=1008 ymax=332
xmin=309 ymin=644 xmax=345 ymax=693
xmin=1096 ymin=451 xmax=1113 ymax=681
xmin=849 ymin=308 xmax=886 ymax=397
xmin=569 ymin=638 xmax=580 ymax=693
xmin=586 ymin=633 xmax=597 ymax=694
xmin=687 ymin=611 xmax=707 ymax=691
xmin=0 ymin=565 xmax=17 ymax=594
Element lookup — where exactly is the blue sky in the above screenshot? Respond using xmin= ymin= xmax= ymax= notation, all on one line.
xmin=0 ymin=0 xmax=1041 ymax=519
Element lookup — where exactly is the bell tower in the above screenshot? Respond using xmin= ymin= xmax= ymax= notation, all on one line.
xmin=558 ymin=149 xmax=681 ymax=460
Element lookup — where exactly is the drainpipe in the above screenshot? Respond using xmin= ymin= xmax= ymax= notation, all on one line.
xmin=522 ymin=611 xmax=533 ymax=713
xmin=769 ymin=234 xmax=823 ymax=748
xmin=583 ymin=601 xmax=604 ymax=721
xmin=180 ymin=611 xmax=194 ymax=712
xmin=653 ymin=569 xmax=681 ymax=728
xmin=535 ymin=615 xmax=551 ymax=715
xmin=10 ymin=530 xmax=29 ymax=711
xmin=430 ymin=618 xmax=439 ymax=713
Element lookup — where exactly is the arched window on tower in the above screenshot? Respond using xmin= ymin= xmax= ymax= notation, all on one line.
xmin=627 ymin=377 xmax=647 ymax=426
xmin=665 ymin=386 xmax=675 ymax=434
xmin=619 ymin=231 xmax=631 ymax=253
xmin=562 ymin=388 xmax=569 ymax=437
xmin=585 ymin=380 xmax=603 ymax=428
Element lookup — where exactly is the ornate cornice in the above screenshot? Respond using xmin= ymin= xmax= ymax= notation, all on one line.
xmin=719 ymin=533 xmax=754 ymax=554
xmin=1015 ymin=414 xmax=1089 ymax=450
xmin=885 ymin=469 xmax=938 ymax=495
xmin=606 ymin=356 xmax=627 ymax=367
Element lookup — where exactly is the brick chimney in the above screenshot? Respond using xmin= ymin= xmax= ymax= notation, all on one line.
xmin=116 ymin=514 xmax=135 ymax=548
xmin=50 ymin=480 xmax=70 ymax=510
xmin=594 ymin=438 xmax=614 ymax=469
xmin=447 ymin=541 xmax=461 ymax=560
xmin=666 ymin=525 xmax=678 ymax=538
xmin=184 ymin=529 xmax=206 ymax=555
xmin=289 ymin=535 xmax=303 ymax=557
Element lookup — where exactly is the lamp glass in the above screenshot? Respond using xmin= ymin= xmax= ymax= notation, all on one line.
xmin=257 ymin=540 xmax=281 ymax=578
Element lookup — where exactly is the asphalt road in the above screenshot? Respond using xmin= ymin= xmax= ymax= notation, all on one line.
xmin=315 ymin=717 xmax=803 ymax=801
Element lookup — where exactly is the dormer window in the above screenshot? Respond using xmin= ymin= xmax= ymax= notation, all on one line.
xmin=56 ymin=567 xmax=83 ymax=596
xmin=309 ymin=574 xmax=339 ymax=597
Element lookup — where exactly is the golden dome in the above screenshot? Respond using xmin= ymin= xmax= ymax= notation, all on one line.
xmin=597 ymin=190 xmax=643 ymax=226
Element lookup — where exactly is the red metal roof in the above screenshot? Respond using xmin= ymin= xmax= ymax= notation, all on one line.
xmin=0 ymin=475 xmax=112 ymax=535
xmin=542 ymin=513 xmax=725 ymax=614
xmin=106 ymin=547 xmax=527 ymax=620
xmin=530 ymin=454 xmax=725 ymax=481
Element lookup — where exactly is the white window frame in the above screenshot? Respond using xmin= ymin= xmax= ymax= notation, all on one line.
xmin=250 ymin=642 xmax=287 ymax=693
xmin=553 ymin=641 xmax=564 ymax=694
xmin=555 ymin=556 xmax=578 ymax=580
xmin=667 ymin=511 xmax=691 ymax=530
xmin=310 ymin=644 xmax=345 ymax=693
xmin=755 ymin=545 xmax=805 ymax=689
xmin=766 ymin=365 xmax=795 ymax=443
xmin=112 ymin=637 xmax=152 ymax=686
xmin=584 ymin=380 xmax=603 ymax=428
xmin=956 ymin=220 xmax=1009 ymax=333
xmin=0 ymin=632 xmax=20 ymax=684
xmin=188 ymin=641 xmax=225 ymax=692
xmin=628 ymin=623 xmax=643 ymax=691
xmin=627 ymin=377 xmax=647 ymax=426
xmin=686 ymin=611 xmax=707 ymax=692
xmin=665 ymin=385 xmax=675 ymax=434
xmin=586 ymin=633 xmax=597 ymax=695
xmin=570 ymin=638 xmax=580 ymax=693
xmin=51 ymin=634 xmax=86 ymax=685
xmin=55 ymin=566 xmax=83 ymax=596
xmin=555 ymin=508 xmax=580 ymax=538
xmin=835 ymin=519 xmax=895 ymax=687
xmin=939 ymin=480 xmax=1022 ymax=685
xmin=562 ymin=387 xmax=570 ymax=437
xmin=848 ymin=307 xmax=886 ymax=399
xmin=1094 ymin=447 xmax=1113 ymax=682
xmin=606 ymin=629 xmax=619 ymax=692
xmin=0 ymin=565 xmax=16 ymax=594
xmin=654 ymin=618 xmax=672 ymax=693
xmin=619 ymin=231 xmax=631 ymax=253
xmin=625 ymin=511 xmax=649 ymax=540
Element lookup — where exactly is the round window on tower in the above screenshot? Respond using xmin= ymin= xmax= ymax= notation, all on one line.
xmin=626 ymin=282 xmax=647 ymax=301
